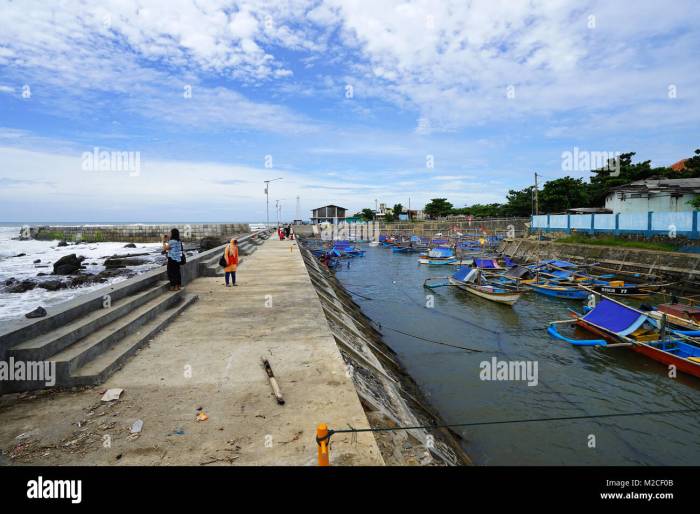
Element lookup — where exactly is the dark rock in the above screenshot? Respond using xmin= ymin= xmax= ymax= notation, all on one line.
xmin=53 ymin=254 xmax=84 ymax=275
xmin=15 ymin=253 xmax=26 ymax=257
xmin=38 ymin=280 xmax=67 ymax=291
xmin=57 ymin=241 xmax=68 ymax=247
xmin=124 ymin=243 xmax=137 ymax=248
xmin=5 ymin=278 xmax=16 ymax=286
xmin=36 ymin=272 xmax=46 ymax=276
xmin=199 ymin=236 xmax=224 ymax=250
xmin=25 ymin=307 xmax=47 ymax=319
xmin=8 ymin=279 xmax=37 ymax=293
xmin=33 ymin=259 xmax=41 ymax=263
xmin=104 ymin=256 xmax=150 ymax=268
xmin=68 ymin=275 xmax=102 ymax=288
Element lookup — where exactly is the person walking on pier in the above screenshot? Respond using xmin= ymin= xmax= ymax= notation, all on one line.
xmin=224 ymin=238 xmax=239 ymax=287
xmin=162 ymin=228 xmax=185 ymax=291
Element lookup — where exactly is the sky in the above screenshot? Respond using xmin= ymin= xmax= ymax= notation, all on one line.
xmin=0 ymin=0 xmax=698 ymax=222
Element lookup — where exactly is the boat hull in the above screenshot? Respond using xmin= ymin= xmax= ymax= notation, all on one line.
xmin=575 ymin=320 xmax=700 ymax=379
xmin=528 ymin=283 xmax=588 ymax=300
xmin=448 ymin=278 xmax=521 ymax=305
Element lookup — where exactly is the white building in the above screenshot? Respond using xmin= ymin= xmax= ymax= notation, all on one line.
xmin=605 ymin=178 xmax=700 ymax=214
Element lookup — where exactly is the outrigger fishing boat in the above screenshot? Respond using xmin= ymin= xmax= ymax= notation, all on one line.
xmin=418 ymin=247 xmax=458 ymax=265
xmin=333 ymin=241 xmax=365 ymax=257
xmin=547 ymin=296 xmax=700 ymax=379
xmin=424 ymin=267 xmax=523 ymax=306
xmin=527 ymin=281 xmax=590 ymax=300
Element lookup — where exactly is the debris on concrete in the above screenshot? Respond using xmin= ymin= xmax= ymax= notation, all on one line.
xmin=101 ymin=388 xmax=124 ymax=402
xmin=130 ymin=419 xmax=144 ymax=434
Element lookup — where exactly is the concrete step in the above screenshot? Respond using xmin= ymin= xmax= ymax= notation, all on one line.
xmin=68 ymin=294 xmax=198 ymax=386
xmin=9 ymin=280 xmax=171 ymax=362
xmin=50 ymin=289 xmax=186 ymax=380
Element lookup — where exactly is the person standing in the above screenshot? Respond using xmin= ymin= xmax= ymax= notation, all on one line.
xmin=162 ymin=228 xmax=185 ymax=291
xmin=224 ymin=238 xmax=239 ymax=287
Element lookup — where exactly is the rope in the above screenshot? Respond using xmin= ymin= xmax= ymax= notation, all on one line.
xmin=381 ymin=325 xmax=485 ymax=353
xmin=320 ymin=407 xmax=700 ymax=442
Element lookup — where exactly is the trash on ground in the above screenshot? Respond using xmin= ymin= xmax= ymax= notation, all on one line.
xmin=101 ymin=388 xmax=124 ymax=402
xmin=196 ymin=412 xmax=209 ymax=422
xmin=130 ymin=419 xmax=144 ymax=434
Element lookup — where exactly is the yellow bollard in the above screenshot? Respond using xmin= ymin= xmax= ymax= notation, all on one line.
xmin=316 ymin=423 xmax=330 ymax=466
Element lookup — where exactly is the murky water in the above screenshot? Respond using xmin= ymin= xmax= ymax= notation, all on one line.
xmin=334 ymin=246 xmax=700 ymax=465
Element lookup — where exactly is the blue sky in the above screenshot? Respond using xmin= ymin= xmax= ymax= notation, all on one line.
xmin=0 ymin=0 xmax=698 ymax=222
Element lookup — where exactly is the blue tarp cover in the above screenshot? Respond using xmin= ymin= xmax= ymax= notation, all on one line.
xmin=474 ymin=258 xmax=499 ymax=269
xmin=550 ymin=270 xmax=572 ymax=279
xmin=582 ymin=299 xmax=647 ymax=336
xmin=451 ymin=267 xmax=470 ymax=281
xmin=540 ymin=259 xmax=577 ymax=268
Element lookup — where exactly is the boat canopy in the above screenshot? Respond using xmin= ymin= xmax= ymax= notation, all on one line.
xmin=505 ymin=265 xmax=533 ymax=279
xmin=582 ymin=299 xmax=648 ymax=336
xmin=431 ymin=239 xmax=449 ymax=245
xmin=428 ymin=247 xmax=454 ymax=258
xmin=378 ymin=235 xmax=387 ymax=242
xmin=410 ymin=235 xmax=421 ymax=242
xmin=452 ymin=267 xmax=478 ymax=282
xmin=474 ymin=258 xmax=500 ymax=269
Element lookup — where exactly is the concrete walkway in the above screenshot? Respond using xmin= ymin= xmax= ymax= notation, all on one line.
xmin=0 ymin=235 xmax=383 ymax=466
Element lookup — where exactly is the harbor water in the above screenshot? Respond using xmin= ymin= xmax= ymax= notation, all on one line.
xmin=334 ymin=245 xmax=700 ymax=465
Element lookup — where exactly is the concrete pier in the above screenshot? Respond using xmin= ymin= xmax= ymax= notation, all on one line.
xmin=0 ymin=235 xmax=383 ymax=465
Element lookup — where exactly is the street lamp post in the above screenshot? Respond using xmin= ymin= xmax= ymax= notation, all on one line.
xmin=264 ymin=178 xmax=283 ymax=228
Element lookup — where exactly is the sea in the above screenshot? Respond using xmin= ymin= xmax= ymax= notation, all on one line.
xmin=0 ymin=222 xmax=264 ymax=323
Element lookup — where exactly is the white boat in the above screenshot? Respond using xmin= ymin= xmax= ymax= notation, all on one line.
xmin=448 ymin=268 xmax=522 ymax=306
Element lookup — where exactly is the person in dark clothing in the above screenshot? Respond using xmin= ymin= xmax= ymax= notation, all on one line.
xmin=284 ymin=225 xmax=291 ymax=238
xmin=162 ymin=228 xmax=185 ymax=291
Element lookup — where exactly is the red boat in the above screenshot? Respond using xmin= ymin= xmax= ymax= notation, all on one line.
xmin=548 ymin=298 xmax=700 ymax=379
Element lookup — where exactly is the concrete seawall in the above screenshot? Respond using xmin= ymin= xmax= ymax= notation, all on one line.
xmin=26 ymin=223 xmax=250 ymax=243
xmin=298 ymin=242 xmax=470 ymax=465
xmin=0 ymin=233 xmax=382 ymax=465
xmin=381 ymin=218 xmax=529 ymax=238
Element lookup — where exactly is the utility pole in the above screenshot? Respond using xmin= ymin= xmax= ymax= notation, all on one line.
xmin=264 ymin=178 xmax=283 ymax=228
xmin=295 ymin=196 xmax=300 ymax=222
xmin=534 ymin=172 xmax=539 ymax=215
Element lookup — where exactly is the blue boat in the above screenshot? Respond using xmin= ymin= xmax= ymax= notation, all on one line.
xmin=527 ymin=282 xmax=589 ymax=300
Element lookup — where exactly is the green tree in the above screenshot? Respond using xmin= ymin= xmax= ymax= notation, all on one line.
xmin=392 ymin=203 xmax=404 ymax=218
xmin=424 ymin=198 xmax=453 ymax=219
xmin=682 ymin=148 xmax=700 ymax=175
xmin=540 ymin=176 xmax=589 ymax=213
xmin=503 ymin=187 xmax=533 ymax=216
xmin=587 ymin=152 xmax=669 ymax=207
xmin=360 ymin=208 xmax=375 ymax=221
